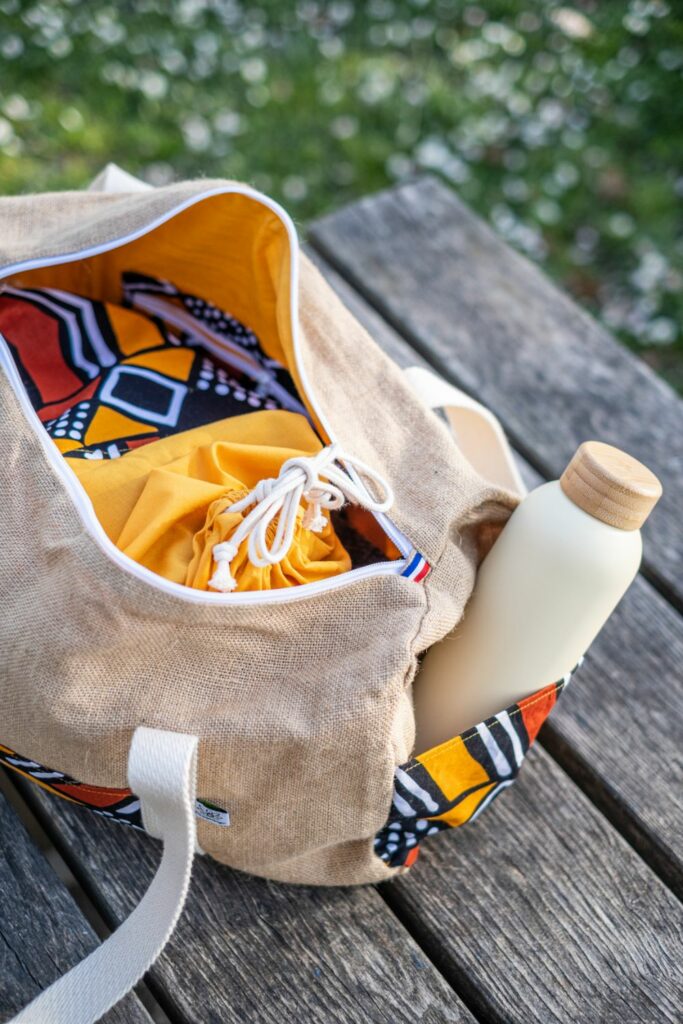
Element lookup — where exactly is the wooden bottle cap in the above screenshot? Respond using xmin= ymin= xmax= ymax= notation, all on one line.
xmin=560 ymin=441 xmax=662 ymax=531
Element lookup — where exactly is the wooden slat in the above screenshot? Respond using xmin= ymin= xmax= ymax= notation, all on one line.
xmin=381 ymin=745 xmax=683 ymax=1024
xmin=0 ymin=784 xmax=152 ymax=1023
xmin=545 ymin=577 xmax=683 ymax=893
xmin=25 ymin=785 xmax=475 ymax=1024
xmin=309 ymin=176 xmax=683 ymax=610
xmin=308 ymin=247 xmax=683 ymax=896
xmin=310 ymin=226 xmax=683 ymax=1017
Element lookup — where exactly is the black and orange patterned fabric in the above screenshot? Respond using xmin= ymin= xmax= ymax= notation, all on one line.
xmin=0 ymin=744 xmax=229 ymax=830
xmin=374 ymin=671 xmax=574 ymax=868
xmin=0 ymin=273 xmax=306 ymax=461
xmin=1 ymin=670 xmax=573 ymax=867
xmin=0 ymin=743 xmax=143 ymax=826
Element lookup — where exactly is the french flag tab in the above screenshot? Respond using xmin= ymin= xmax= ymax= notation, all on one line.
xmin=401 ymin=550 xmax=431 ymax=583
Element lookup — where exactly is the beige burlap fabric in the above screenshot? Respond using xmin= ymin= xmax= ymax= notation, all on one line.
xmin=0 ymin=181 xmax=515 ymax=885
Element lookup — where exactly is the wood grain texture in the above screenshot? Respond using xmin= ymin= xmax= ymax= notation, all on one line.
xmin=0 ymin=786 xmax=152 ymax=1024
xmin=308 ymin=247 xmax=683 ymax=896
xmin=308 ymin=176 xmax=683 ymax=608
xmin=544 ymin=575 xmax=683 ymax=893
xmin=25 ymin=785 xmax=474 ymax=1024
xmin=381 ymin=745 xmax=683 ymax=1024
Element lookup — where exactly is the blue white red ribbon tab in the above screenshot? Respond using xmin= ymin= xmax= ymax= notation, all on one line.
xmin=401 ymin=550 xmax=431 ymax=583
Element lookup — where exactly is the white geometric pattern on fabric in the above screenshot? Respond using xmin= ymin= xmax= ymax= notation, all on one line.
xmin=11 ymin=727 xmax=199 ymax=1024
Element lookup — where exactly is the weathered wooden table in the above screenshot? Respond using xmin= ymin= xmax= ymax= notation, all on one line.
xmin=2 ymin=177 xmax=682 ymax=1024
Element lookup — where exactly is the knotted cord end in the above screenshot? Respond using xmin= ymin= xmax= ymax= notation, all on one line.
xmin=206 ymin=445 xmax=393 ymax=589
xmin=208 ymin=541 xmax=239 ymax=592
xmin=302 ymin=487 xmax=330 ymax=533
xmin=306 ymin=513 xmax=327 ymax=533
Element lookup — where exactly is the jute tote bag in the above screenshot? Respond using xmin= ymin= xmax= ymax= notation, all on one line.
xmin=1 ymin=167 xmax=564 ymax=1022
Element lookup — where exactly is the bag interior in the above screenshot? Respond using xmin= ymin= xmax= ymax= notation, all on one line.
xmin=0 ymin=192 xmax=401 ymax=592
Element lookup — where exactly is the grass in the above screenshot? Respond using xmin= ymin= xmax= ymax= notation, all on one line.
xmin=0 ymin=0 xmax=681 ymax=388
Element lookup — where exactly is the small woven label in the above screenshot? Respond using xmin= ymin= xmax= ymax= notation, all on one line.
xmin=195 ymin=799 xmax=231 ymax=827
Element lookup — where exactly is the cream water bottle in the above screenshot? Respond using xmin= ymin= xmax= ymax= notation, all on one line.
xmin=413 ymin=441 xmax=662 ymax=754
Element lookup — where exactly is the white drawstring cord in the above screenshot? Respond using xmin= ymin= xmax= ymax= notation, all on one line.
xmin=208 ymin=444 xmax=394 ymax=592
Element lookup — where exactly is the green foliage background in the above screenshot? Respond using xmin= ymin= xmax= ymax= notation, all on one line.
xmin=1 ymin=0 xmax=681 ymax=387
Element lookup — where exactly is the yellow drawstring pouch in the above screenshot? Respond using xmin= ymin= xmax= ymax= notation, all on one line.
xmin=68 ymin=409 xmax=352 ymax=592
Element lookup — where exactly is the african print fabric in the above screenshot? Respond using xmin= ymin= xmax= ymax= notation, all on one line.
xmin=0 ymin=273 xmax=306 ymax=461
xmin=0 ymin=743 xmax=143 ymax=827
xmin=2 ymin=672 xmax=572 ymax=863
xmin=0 ymin=744 xmax=229 ymax=829
xmin=374 ymin=669 xmax=576 ymax=868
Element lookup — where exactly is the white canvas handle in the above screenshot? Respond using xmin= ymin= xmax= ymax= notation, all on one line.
xmin=11 ymin=727 xmax=199 ymax=1024
xmin=404 ymin=365 xmax=526 ymax=496
xmin=87 ymin=162 xmax=153 ymax=193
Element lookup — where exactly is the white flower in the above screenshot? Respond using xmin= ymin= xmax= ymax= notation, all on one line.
xmin=551 ymin=8 xmax=594 ymax=40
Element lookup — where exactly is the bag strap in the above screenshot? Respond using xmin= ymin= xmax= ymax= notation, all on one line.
xmin=87 ymin=162 xmax=152 ymax=193
xmin=12 ymin=727 xmax=199 ymax=1024
xmin=403 ymin=365 xmax=526 ymax=495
